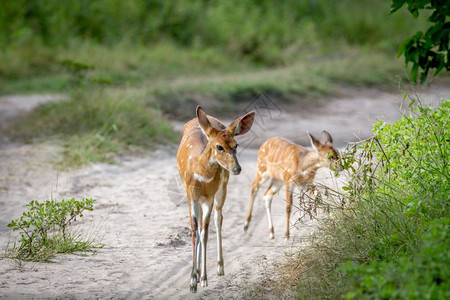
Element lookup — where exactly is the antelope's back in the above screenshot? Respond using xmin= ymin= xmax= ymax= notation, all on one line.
xmin=257 ymin=137 xmax=307 ymax=181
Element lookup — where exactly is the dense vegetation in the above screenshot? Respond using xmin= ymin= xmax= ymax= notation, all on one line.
xmin=285 ymin=99 xmax=449 ymax=299
xmin=0 ymin=0 xmax=429 ymax=93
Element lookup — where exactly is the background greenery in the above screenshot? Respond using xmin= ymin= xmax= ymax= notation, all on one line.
xmin=0 ymin=0 xmax=430 ymax=93
xmin=3 ymin=0 xmax=435 ymax=168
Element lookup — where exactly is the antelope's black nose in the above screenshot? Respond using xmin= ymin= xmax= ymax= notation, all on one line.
xmin=232 ymin=165 xmax=241 ymax=175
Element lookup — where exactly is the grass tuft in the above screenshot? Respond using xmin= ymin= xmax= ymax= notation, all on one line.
xmin=6 ymin=87 xmax=178 ymax=169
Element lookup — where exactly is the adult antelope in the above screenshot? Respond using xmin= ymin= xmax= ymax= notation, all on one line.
xmin=243 ymin=131 xmax=341 ymax=239
xmin=177 ymin=106 xmax=255 ymax=292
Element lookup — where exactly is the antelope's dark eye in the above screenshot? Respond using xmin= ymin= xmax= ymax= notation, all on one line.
xmin=217 ymin=145 xmax=224 ymax=151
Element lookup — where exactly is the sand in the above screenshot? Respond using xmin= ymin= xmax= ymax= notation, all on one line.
xmin=0 ymin=85 xmax=448 ymax=299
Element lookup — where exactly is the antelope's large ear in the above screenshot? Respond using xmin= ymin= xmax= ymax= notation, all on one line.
xmin=308 ymin=131 xmax=321 ymax=151
xmin=320 ymin=130 xmax=333 ymax=145
xmin=196 ymin=106 xmax=214 ymax=138
xmin=226 ymin=111 xmax=255 ymax=136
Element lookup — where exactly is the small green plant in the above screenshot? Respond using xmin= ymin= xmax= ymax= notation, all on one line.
xmin=60 ymin=59 xmax=95 ymax=88
xmin=7 ymin=198 xmax=100 ymax=262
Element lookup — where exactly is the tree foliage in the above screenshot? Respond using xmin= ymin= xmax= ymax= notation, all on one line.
xmin=390 ymin=0 xmax=450 ymax=83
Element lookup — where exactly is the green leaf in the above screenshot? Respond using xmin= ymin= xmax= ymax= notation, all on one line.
xmin=389 ymin=0 xmax=406 ymax=14
xmin=397 ymin=37 xmax=412 ymax=58
xmin=410 ymin=63 xmax=419 ymax=82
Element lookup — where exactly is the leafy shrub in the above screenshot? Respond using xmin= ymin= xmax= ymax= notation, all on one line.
xmin=7 ymin=198 xmax=100 ymax=262
xmin=342 ymin=218 xmax=450 ymax=299
xmin=290 ymin=99 xmax=449 ymax=299
xmin=373 ymin=100 xmax=449 ymax=219
xmin=391 ymin=0 xmax=449 ymax=83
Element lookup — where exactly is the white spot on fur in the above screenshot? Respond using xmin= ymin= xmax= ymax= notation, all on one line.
xmin=194 ymin=173 xmax=214 ymax=183
xmin=263 ymin=194 xmax=272 ymax=202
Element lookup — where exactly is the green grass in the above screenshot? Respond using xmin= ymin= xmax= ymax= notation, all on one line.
xmin=144 ymin=49 xmax=406 ymax=120
xmin=6 ymin=86 xmax=178 ymax=169
xmin=0 ymin=41 xmax=250 ymax=94
xmin=1 ymin=42 xmax=404 ymax=96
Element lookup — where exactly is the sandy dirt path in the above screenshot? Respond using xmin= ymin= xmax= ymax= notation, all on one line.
xmin=0 ymin=86 xmax=448 ymax=299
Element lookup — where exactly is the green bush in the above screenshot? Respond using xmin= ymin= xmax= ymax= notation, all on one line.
xmin=7 ymin=198 xmax=100 ymax=262
xmin=342 ymin=218 xmax=450 ymax=299
xmin=373 ymin=100 xmax=449 ymax=219
xmin=292 ymin=99 xmax=449 ymax=299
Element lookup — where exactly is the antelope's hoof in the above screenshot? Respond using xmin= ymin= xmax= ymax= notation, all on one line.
xmin=217 ymin=264 xmax=225 ymax=276
xmin=200 ymin=277 xmax=208 ymax=287
xmin=269 ymin=232 xmax=274 ymax=239
xmin=244 ymin=221 xmax=249 ymax=232
xmin=190 ymin=278 xmax=197 ymax=293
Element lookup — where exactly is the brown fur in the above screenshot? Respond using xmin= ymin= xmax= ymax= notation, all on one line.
xmin=177 ymin=106 xmax=255 ymax=292
xmin=244 ymin=131 xmax=340 ymax=239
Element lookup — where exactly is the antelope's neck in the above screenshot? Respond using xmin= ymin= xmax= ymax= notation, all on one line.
xmin=194 ymin=145 xmax=219 ymax=180
xmin=300 ymin=151 xmax=321 ymax=173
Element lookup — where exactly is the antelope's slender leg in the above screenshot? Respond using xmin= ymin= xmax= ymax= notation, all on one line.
xmin=285 ymin=183 xmax=293 ymax=240
xmin=263 ymin=180 xmax=281 ymax=239
xmin=214 ymin=177 xmax=228 ymax=276
xmin=244 ymin=174 xmax=268 ymax=232
xmin=200 ymin=201 xmax=213 ymax=287
xmin=195 ymin=207 xmax=203 ymax=282
xmin=189 ymin=200 xmax=201 ymax=292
